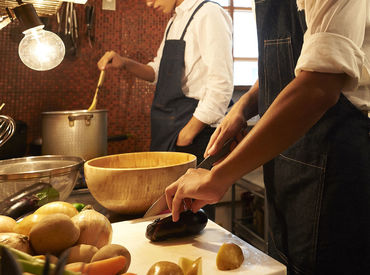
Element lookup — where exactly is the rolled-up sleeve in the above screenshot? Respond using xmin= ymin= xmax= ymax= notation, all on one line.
xmin=295 ymin=0 xmax=368 ymax=91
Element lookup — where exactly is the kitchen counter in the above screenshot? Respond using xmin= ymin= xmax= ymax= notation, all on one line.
xmin=67 ymin=188 xmax=286 ymax=274
xmin=111 ymin=214 xmax=286 ymax=274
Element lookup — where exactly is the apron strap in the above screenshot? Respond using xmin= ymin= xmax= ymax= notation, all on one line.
xmin=165 ymin=1 xmax=213 ymax=40
xmin=180 ymin=0 xmax=209 ymax=40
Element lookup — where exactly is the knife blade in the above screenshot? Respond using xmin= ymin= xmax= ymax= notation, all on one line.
xmin=143 ymin=138 xmax=233 ymax=218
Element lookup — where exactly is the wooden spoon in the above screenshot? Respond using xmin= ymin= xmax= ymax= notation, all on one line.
xmin=88 ymin=70 xmax=105 ymax=111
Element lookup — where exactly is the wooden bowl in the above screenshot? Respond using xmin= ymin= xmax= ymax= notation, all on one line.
xmin=84 ymin=152 xmax=196 ymax=214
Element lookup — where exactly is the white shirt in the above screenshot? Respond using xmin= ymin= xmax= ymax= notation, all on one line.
xmin=147 ymin=0 xmax=234 ymax=126
xmin=295 ymin=0 xmax=370 ymax=111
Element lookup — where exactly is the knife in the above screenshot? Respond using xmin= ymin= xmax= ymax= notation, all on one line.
xmin=143 ymin=138 xmax=233 ymax=218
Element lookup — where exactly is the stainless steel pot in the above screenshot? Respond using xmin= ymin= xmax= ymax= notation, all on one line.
xmin=41 ymin=109 xmax=107 ymax=161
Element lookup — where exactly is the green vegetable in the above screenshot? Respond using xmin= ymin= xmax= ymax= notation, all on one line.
xmin=0 ymin=244 xmax=79 ymax=275
xmin=72 ymin=203 xmax=86 ymax=212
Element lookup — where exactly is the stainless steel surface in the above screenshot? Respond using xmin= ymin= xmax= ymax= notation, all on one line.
xmin=0 ymin=115 xmax=15 ymax=148
xmin=143 ymin=139 xmax=233 ymax=217
xmin=41 ymin=109 xmax=107 ymax=161
xmin=196 ymin=138 xmax=233 ymax=169
xmin=143 ymin=193 xmax=167 ymax=218
xmin=0 ymin=155 xmax=84 ymax=201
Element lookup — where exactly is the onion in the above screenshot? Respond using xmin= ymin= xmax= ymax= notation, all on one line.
xmin=71 ymin=206 xmax=112 ymax=249
xmin=0 ymin=232 xmax=33 ymax=254
xmin=34 ymin=201 xmax=79 ymax=217
xmin=0 ymin=215 xmax=16 ymax=233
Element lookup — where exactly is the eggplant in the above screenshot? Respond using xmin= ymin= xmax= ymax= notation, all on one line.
xmin=0 ymin=182 xmax=59 ymax=219
xmin=145 ymin=209 xmax=208 ymax=242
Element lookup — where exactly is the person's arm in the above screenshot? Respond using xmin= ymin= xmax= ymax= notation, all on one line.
xmin=205 ymin=80 xmax=259 ymax=157
xmin=97 ymin=50 xmax=155 ymax=82
xmin=176 ymin=116 xmax=207 ymax=146
xmin=166 ymin=71 xmax=346 ymax=221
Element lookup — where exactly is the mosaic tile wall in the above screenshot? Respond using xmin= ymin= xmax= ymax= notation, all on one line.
xmin=0 ymin=0 xmax=170 ymax=156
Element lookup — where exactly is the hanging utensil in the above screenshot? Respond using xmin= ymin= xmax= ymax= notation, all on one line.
xmin=0 ymin=115 xmax=16 ymax=148
xmin=88 ymin=70 xmax=105 ymax=111
xmin=85 ymin=4 xmax=95 ymax=48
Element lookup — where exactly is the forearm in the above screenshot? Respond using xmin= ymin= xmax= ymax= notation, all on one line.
xmin=123 ymin=58 xmax=155 ymax=82
xmin=211 ymin=71 xmax=345 ymax=188
xmin=239 ymin=80 xmax=259 ymax=121
xmin=177 ymin=116 xmax=207 ymax=146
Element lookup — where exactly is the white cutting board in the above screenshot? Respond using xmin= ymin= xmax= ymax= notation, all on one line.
xmin=111 ymin=214 xmax=286 ymax=274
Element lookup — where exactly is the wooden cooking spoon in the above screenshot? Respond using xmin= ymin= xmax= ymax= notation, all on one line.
xmin=88 ymin=70 xmax=105 ymax=111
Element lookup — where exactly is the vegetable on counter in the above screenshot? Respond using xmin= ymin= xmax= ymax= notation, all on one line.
xmin=146 ymin=261 xmax=184 ymax=275
xmin=0 ymin=232 xmax=32 ymax=254
xmin=216 ymin=242 xmax=244 ymax=270
xmin=91 ymin=244 xmax=131 ymax=273
xmin=71 ymin=205 xmax=112 ymax=249
xmin=35 ymin=201 xmax=79 ymax=218
xmin=145 ymin=210 xmax=208 ymax=242
xmin=0 ymin=215 xmax=16 ymax=232
xmin=65 ymin=255 xmax=127 ymax=275
xmin=0 ymin=182 xmax=59 ymax=220
xmin=29 ymin=213 xmax=80 ymax=255
xmin=0 ymin=243 xmax=79 ymax=275
xmin=72 ymin=203 xmax=86 ymax=212
xmin=178 ymin=257 xmax=202 ymax=275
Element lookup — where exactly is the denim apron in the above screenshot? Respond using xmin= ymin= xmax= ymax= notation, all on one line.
xmin=255 ymin=0 xmax=370 ymax=274
xmin=150 ymin=1 xmax=212 ymax=159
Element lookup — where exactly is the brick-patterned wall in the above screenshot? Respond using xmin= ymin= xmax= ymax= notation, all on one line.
xmin=0 ymin=0 xmax=169 ymax=155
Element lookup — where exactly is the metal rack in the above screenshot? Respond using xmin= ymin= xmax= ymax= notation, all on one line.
xmin=231 ymin=168 xmax=268 ymax=252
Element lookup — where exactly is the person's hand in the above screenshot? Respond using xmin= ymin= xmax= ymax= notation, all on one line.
xmin=176 ymin=116 xmax=206 ymax=147
xmin=97 ymin=50 xmax=126 ymax=71
xmin=165 ymin=168 xmax=228 ymax=222
xmin=176 ymin=128 xmax=193 ymax=146
xmin=205 ymin=101 xmax=247 ymax=158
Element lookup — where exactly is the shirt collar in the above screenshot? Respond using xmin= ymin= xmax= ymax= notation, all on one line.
xmin=175 ymin=0 xmax=199 ymax=16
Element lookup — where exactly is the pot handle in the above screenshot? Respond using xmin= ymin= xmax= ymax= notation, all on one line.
xmin=68 ymin=114 xmax=94 ymax=126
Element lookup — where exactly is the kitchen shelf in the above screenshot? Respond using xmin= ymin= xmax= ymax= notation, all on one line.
xmin=231 ymin=167 xmax=268 ymax=252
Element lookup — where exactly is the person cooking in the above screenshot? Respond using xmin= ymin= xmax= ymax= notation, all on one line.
xmin=165 ymin=0 xmax=370 ymax=274
xmin=97 ymin=0 xmax=233 ymax=164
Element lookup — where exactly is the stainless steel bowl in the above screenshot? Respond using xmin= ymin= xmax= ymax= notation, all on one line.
xmin=0 ymin=155 xmax=84 ymax=202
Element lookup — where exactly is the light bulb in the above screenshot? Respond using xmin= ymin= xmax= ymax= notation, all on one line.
xmin=18 ymin=25 xmax=65 ymax=71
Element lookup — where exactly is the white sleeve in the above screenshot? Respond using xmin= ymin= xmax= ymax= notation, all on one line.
xmin=295 ymin=0 xmax=368 ymax=91
xmin=193 ymin=5 xmax=234 ymax=125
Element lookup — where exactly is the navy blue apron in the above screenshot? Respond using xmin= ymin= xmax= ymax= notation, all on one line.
xmin=150 ymin=1 xmax=214 ymax=164
xmin=255 ymin=0 xmax=370 ymax=274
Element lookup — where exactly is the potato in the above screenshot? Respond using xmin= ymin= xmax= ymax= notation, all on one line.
xmin=0 ymin=232 xmax=32 ymax=254
xmin=216 ymin=242 xmax=244 ymax=270
xmin=34 ymin=201 xmax=78 ymax=217
xmin=29 ymin=213 xmax=80 ymax=255
xmin=91 ymin=244 xmax=131 ymax=273
xmin=67 ymin=244 xmax=98 ymax=264
xmin=0 ymin=215 xmax=16 ymax=233
xmin=14 ymin=213 xmax=47 ymax=236
xmin=147 ymin=261 xmax=184 ymax=275
xmin=178 ymin=257 xmax=202 ymax=275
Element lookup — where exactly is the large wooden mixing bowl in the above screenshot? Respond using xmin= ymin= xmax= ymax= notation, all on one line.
xmin=84 ymin=152 xmax=196 ymax=215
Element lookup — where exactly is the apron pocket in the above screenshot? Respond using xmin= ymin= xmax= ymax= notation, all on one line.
xmin=267 ymin=148 xmax=326 ymax=273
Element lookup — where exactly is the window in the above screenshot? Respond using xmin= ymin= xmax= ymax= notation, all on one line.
xmin=214 ymin=0 xmax=258 ymax=86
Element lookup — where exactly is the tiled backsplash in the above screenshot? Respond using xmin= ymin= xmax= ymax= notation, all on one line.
xmin=0 ymin=0 xmax=170 ymax=155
